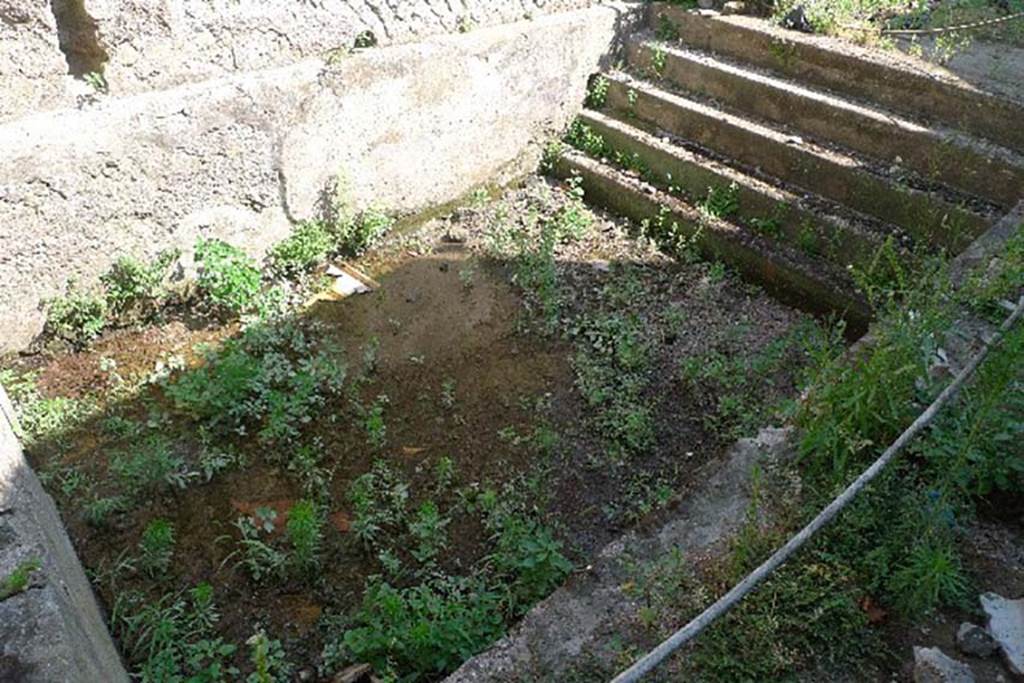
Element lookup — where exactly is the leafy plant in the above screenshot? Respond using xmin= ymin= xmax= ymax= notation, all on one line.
xmin=194 ymin=238 xmax=262 ymax=314
xmin=267 ymin=220 xmax=335 ymax=277
xmin=699 ymin=183 xmax=740 ymax=219
xmin=286 ymin=499 xmax=324 ymax=575
xmin=246 ymin=630 xmax=292 ymax=683
xmin=361 ymin=394 xmax=389 ymax=450
xmin=349 ymin=461 xmax=409 ymax=547
xmin=138 ymin=519 xmax=176 ymax=579
xmin=487 ymin=516 xmax=572 ymax=616
xmin=409 ymin=501 xmax=450 ymax=565
xmin=101 ymin=250 xmax=179 ymax=318
xmin=340 ymin=576 xmax=504 ymax=679
xmin=165 ymin=320 xmax=346 ymax=443
xmin=44 ymin=281 xmax=108 ymax=347
xmin=337 ymin=207 xmax=393 ymax=257
xmin=235 ymin=512 xmax=287 ymax=583
xmin=114 ymin=583 xmax=238 ymax=682
xmin=111 ymin=435 xmax=193 ymax=499
xmin=586 ymin=75 xmax=610 ymax=109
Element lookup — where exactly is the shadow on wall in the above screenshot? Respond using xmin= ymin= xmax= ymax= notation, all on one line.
xmin=50 ymin=0 xmax=108 ymax=77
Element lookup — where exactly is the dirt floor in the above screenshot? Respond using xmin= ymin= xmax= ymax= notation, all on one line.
xmin=0 ymin=177 xmax=826 ymax=680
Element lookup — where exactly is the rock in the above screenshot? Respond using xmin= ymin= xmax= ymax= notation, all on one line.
xmin=333 ymin=663 xmax=373 ymax=683
xmin=782 ymin=4 xmax=814 ymax=33
xmin=913 ymin=647 xmax=975 ymax=683
xmin=722 ymin=1 xmax=749 ymax=14
xmin=957 ymin=622 xmax=998 ymax=658
xmin=981 ymin=592 xmax=1024 ymax=675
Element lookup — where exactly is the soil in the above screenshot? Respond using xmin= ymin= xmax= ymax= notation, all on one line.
xmin=1 ymin=176 xmax=826 ymax=680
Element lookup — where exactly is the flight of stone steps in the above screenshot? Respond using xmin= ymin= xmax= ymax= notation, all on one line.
xmin=554 ymin=3 xmax=1024 ymax=332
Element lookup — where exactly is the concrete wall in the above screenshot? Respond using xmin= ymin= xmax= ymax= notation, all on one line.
xmin=0 ymin=386 xmax=130 ymax=682
xmin=0 ymin=2 xmax=640 ymax=352
xmin=2 ymin=0 xmax=605 ymax=123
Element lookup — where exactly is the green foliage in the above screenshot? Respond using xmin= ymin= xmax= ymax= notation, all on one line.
xmin=360 ymin=394 xmax=389 ymax=450
xmin=511 ymin=211 xmax=561 ymax=331
xmin=101 ymin=250 xmax=179 ymax=317
xmin=44 ymin=281 xmax=108 ymax=347
xmin=246 ymin=630 xmax=292 ymax=683
xmin=550 ymin=176 xmax=593 ymax=243
xmin=699 ymin=183 xmax=740 ymax=220
xmin=111 ymin=435 xmax=192 ymax=499
xmin=286 ymin=499 xmax=324 ymax=575
xmin=0 ymin=559 xmax=41 ymax=600
xmin=341 ymin=576 xmax=505 ymax=679
xmin=850 ymin=236 xmax=910 ymax=307
xmin=235 ymin=510 xmax=288 ymax=583
xmin=889 ymin=536 xmax=969 ymax=617
xmin=680 ymin=320 xmax=825 ymax=439
xmin=487 ymin=515 xmax=572 ymax=616
xmin=692 ymin=554 xmax=871 ymax=680
xmin=586 ymin=75 xmax=609 ymax=109
xmin=195 ymin=238 xmax=262 ymax=314
xmin=165 ymin=321 xmax=346 ymax=443
xmin=84 ymin=495 xmax=127 ymax=527
xmin=571 ymin=312 xmax=654 ymax=460
xmin=267 ymin=220 xmax=335 ymax=277
xmin=114 ymin=583 xmax=238 ymax=683
xmin=917 ymin=324 xmax=1024 ymax=496
xmin=797 ymin=265 xmax=950 ymax=483
xmin=0 ymin=371 xmax=91 ymax=446
xmin=337 ymin=207 xmax=394 ymax=258
xmin=349 ymin=460 xmax=409 ymax=546
xmin=409 ymin=501 xmax=450 ymax=565
xmin=656 ymin=14 xmax=680 ymax=42
xmin=138 ymin=519 xmax=176 ymax=579
xmin=650 ymin=44 xmax=668 ymax=77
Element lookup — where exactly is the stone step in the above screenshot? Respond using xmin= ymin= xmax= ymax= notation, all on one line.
xmin=646 ymin=3 xmax=1024 ymax=155
xmin=572 ymin=109 xmax=910 ymax=273
xmin=553 ymin=148 xmax=873 ymax=330
xmin=597 ymin=72 xmax=995 ymax=253
xmin=624 ymin=38 xmax=1024 ymax=210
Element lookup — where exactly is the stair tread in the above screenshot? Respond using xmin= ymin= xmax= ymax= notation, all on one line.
xmin=638 ymin=38 xmax=1024 ymax=169
xmin=578 ymin=107 xmax=915 ymax=254
xmin=603 ymin=69 xmax=1001 ymax=220
xmin=647 ymin=5 xmax=1024 ymax=154
xmin=558 ymin=148 xmax=870 ymax=325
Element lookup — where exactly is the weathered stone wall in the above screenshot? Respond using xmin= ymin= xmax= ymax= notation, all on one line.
xmin=2 ymin=0 xmax=606 ymax=122
xmin=0 ymin=386 xmax=130 ymax=682
xmin=0 ymin=3 xmax=641 ymax=352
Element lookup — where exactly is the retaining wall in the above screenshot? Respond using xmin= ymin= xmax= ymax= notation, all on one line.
xmin=0 ymin=385 xmax=129 ymax=682
xmin=0 ymin=1 xmax=640 ymax=352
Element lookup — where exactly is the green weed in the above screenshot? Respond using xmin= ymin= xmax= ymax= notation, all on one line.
xmin=44 ymin=281 xmax=108 ymax=347
xmin=0 ymin=559 xmax=41 ymax=600
xmin=195 ymin=239 xmax=262 ymax=314
xmin=138 ymin=519 xmax=175 ymax=579
xmin=286 ymin=499 xmax=324 ymax=575
xmin=267 ymin=220 xmax=335 ymax=277
xmin=101 ymin=250 xmax=179 ymax=318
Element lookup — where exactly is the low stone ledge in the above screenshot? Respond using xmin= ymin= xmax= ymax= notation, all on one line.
xmin=0 ymin=385 xmax=129 ymax=682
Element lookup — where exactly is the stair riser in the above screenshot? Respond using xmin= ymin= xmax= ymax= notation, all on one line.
xmin=627 ymin=41 xmax=1024 ymax=209
xmin=577 ymin=111 xmax=890 ymax=271
xmin=602 ymin=78 xmax=988 ymax=252
xmin=554 ymin=151 xmax=873 ymax=331
xmin=648 ymin=3 xmax=1024 ymax=155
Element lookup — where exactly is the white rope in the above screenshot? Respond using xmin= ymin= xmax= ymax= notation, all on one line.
xmin=611 ymin=295 xmax=1024 ymax=683
xmin=840 ymin=11 xmax=1024 ymax=36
